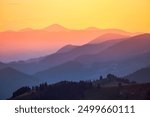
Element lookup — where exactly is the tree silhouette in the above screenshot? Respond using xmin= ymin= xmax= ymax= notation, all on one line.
xmin=12 ymin=86 xmax=31 ymax=98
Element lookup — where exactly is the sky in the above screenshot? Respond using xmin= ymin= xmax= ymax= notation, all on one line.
xmin=0 ymin=0 xmax=150 ymax=32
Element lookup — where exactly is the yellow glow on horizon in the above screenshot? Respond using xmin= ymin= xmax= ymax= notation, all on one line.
xmin=0 ymin=0 xmax=150 ymax=32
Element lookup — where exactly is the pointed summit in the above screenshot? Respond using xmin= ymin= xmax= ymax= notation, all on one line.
xmin=44 ymin=24 xmax=69 ymax=32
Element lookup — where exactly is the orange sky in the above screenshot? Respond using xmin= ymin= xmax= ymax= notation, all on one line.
xmin=0 ymin=0 xmax=150 ymax=62
xmin=0 ymin=0 xmax=150 ymax=32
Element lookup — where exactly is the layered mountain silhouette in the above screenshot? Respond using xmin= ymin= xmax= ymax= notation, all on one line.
xmin=31 ymin=33 xmax=150 ymax=82
xmin=34 ymin=61 xmax=92 ymax=82
xmin=2 ymin=33 xmax=150 ymax=76
xmin=76 ymin=33 xmax=150 ymax=63
xmin=0 ymin=25 xmax=133 ymax=62
xmin=0 ymin=67 xmax=39 ymax=99
xmin=0 ymin=30 xmax=150 ymax=99
xmin=8 ymin=39 xmax=123 ymax=74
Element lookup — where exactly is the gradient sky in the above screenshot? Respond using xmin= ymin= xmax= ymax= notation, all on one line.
xmin=0 ymin=0 xmax=150 ymax=32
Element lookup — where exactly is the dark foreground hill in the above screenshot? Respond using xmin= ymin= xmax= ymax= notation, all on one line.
xmin=9 ymin=74 xmax=150 ymax=100
xmin=0 ymin=67 xmax=39 ymax=99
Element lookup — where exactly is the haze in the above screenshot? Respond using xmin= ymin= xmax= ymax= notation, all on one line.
xmin=0 ymin=0 xmax=150 ymax=32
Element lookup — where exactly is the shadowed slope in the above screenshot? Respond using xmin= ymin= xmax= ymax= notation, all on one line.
xmin=0 ymin=67 xmax=38 ymax=99
xmin=125 ymin=68 xmax=150 ymax=83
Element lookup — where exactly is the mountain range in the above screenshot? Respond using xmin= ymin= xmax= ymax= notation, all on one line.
xmin=0 ymin=24 xmax=133 ymax=62
xmin=33 ymin=33 xmax=150 ymax=83
xmin=1 ymin=33 xmax=150 ymax=77
xmin=7 ymin=38 xmax=123 ymax=74
xmin=0 ymin=27 xmax=150 ymax=99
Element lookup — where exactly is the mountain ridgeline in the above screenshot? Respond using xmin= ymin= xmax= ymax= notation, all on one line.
xmin=34 ymin=33 xmax=150 ymax=83
xmin=0 ymin=67 xmax=39 ymax=99
xmin=0 ymin=25 xmax=132 ymax=62
xmin=10 ymin=74 xmax=150 ymax=100
xmin=0 ymin=32 xmax=150 ymax=99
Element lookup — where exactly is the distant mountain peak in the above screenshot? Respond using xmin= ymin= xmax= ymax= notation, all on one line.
xmin=44 ymin=24 xmax=69 ymax=32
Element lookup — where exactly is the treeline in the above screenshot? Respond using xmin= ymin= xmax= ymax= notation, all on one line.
xmin=93 ymin=74 xmax=136 ymax=87
xmin=11 ymin=81 xmax=93 ymax=99
xmin=11 ymin=74 xmax=135 ymax=99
